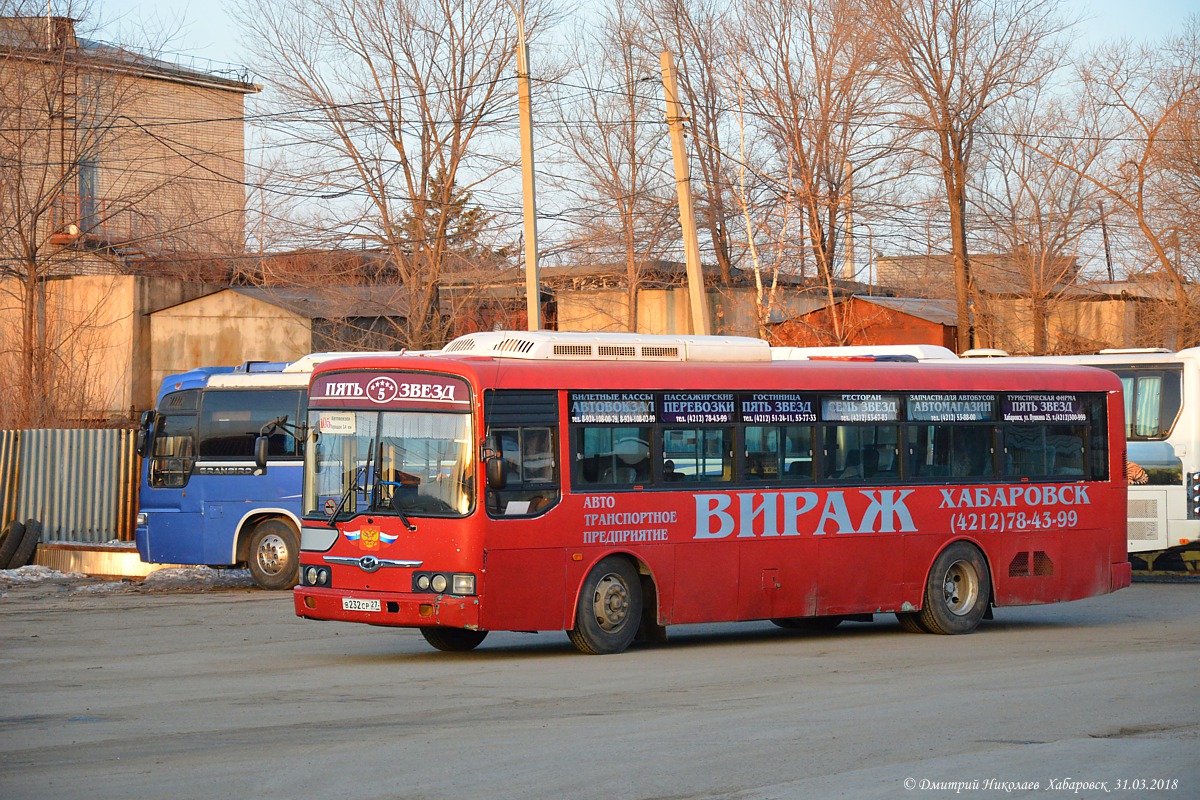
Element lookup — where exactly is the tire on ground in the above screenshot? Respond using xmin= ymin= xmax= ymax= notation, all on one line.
xmin=770 ymin=616 xmax=843 ymax=631
xmin=8 ymin=519 xmax=42 ymax=569
xmin=895 ymin=611 xmax=930 ymax=633
xmin=916 ymin=541 xmax=991 ymax=635
xmin=420 ymin=627 xmax=488 ymax=652
xmin=245 ymin=519 xmax=299 ymax=590
xmin=567 ymin=556 xmax=643 ymax=655
xmin=0 ymin=519 xmax=24 ymax=568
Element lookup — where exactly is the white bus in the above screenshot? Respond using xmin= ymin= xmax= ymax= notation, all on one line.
xmin=964 ymin=348 xmax=1199 ymax=561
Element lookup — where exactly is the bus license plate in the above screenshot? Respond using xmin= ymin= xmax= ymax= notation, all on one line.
xmin=342 ymin=597 xmax=381 ymax=613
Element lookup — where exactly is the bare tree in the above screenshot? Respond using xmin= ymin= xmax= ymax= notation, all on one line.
xmin=238 ymin=0 xmax=547 ymax=348
xmin=0 ymin=2 xmax=236 ymax=425
xmin=867 ymin=0 xmax=1073 ymax=351
xmin=548 ymin=1 xmax=678 ymax=331
xmin=736 ymin=0 xmax=899 ymax=296
xmin=975 ymin=92 xmax=1107 ymax=353
xmin=633 ymin=0 xmax=741 ymax=289
xmin=1068 ymin=19 xmax=1200 ymax=344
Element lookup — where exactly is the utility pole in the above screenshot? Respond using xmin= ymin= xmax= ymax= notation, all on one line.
xmin=1099 ymin=201 xmax=1114 ymax=283
xmin=660 ymin=50 xmax=711 ymax=336
xmin=511 ymin=4 xmax=540 ymax=330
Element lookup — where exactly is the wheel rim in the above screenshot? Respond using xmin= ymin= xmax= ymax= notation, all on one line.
xmin=255 ymin=533 xmax=289 ymax=576
xmin=941 ymin=559 xmax=979 ymax=616
xmin=591 ymin=572 xmax=631 ymax=632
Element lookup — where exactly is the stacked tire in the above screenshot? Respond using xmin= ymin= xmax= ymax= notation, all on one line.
xmin=0 ymin=519 xmax=43 ymax=570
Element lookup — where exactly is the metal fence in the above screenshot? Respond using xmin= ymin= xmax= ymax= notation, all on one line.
xmin=0 ymin=429 xmax=140 ymax=543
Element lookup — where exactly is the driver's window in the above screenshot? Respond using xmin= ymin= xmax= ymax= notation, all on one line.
xmin=490 ymin=426 xmax=559 ymax=517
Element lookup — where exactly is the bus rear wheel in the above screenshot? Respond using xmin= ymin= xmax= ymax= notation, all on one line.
xmin=568 ymin=556 xmax=642 ymax=655
xmin=246 ymin=519 xmax=299 ymax=590
xmin=917 ymin=542 xmax=991 ymax=635
xmin=420 ymin=627 xmax=488 ymax=652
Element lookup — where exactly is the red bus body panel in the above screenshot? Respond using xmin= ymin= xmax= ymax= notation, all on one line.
xmin=295 ymin=355 xmax=1129 ymax=633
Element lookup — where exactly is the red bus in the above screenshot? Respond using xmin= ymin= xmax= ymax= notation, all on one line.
xmin=283 ymin=331 xmax=1131 ymax=655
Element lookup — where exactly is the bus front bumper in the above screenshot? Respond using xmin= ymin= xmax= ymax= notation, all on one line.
xmin=293 ymin=586 xmax=482 ymax=630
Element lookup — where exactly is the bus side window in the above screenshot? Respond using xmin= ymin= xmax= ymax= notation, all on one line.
xmin=573 ymin=426 xmax=652 ymax=487
xmin=663 ymin=428 xmax=732 ymax=483
xmin=150 ymin=413 xmax=196 ymax=488
xmin=744 ymin=425 xmax=813 ymax=482
xmin=490 ymin=426 xmax=559 ymax=516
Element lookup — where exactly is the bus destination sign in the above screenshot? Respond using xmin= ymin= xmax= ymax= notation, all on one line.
xmin=908 ymin=393 xmax=995 ymax=423
xmin=661 ymin=392 xmax=736 ymax=424
xmin=821 ymin=393 xmax=901 ymax=422
xmin=1002 ymin=394 xmax=1087 ymax=423
xmin=740 ymin=393 xmax=818 ymax=424
xmin=309 ymin=372 xmax=471 ymax=410
xmin=570 ymin=392 xmax=656 ymax=424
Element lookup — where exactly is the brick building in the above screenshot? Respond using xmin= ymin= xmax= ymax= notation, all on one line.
xmin=0 ymin=15 xmax=260 ymax=423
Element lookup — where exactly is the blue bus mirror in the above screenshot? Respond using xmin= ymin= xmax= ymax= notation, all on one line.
xmin=254 ymin=436 xmax=269 ymax=474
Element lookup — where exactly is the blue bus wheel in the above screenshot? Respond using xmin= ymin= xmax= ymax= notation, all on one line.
xmin=246 ymin=520 xmax=299 ymax=590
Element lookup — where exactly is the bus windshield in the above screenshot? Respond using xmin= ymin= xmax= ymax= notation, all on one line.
xmin=304 ymin=410 xmax=473 ymax=521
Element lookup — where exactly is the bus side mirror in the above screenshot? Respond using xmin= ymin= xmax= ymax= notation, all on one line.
xmin=486 ymin=454 xmax=507 ymax=491
xmin=254 ymin=436 xmax=269 ymax=474
xmin=135 ymin=410 xmax=155 ymax=457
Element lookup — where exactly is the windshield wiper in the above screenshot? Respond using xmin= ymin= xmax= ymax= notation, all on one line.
xmin=326 ymin=441 xmax=374 ymax=528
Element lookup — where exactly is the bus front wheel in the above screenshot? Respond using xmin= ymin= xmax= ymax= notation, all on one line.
xmin=246 ymin=519 xmax=299 ymax=590
xmin=568 ymin=556 xmax=643 ymax=655
xmin=420 ymin=627 xmax=488 ymax=652
xmin=917 ymin=542 xmax=991 ymax=635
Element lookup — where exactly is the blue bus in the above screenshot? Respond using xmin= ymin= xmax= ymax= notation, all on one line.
xmin=135 ymin=354 xmax=377 ymax=588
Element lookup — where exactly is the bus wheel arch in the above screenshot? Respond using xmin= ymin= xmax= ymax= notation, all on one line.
xmin=915 ymin=540 xmax=993 ymax=635
xmin=241 ymin=516 xmax=300 ymax=590
xmin=567 ymin=554 xmax=647 ymax=655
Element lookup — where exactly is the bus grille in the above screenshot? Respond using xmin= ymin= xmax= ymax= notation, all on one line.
xmin=495 ymin=338 xmax=536 ymax=353
xmin=1128 ymin=519 xmax=1159 ymax=542
xmin=1127 ymin=496 xmax=1160 ymax=541
xmin=1009 ymin=551 xmax=1053 ymax=577
xmin=597 ymin=345 xmax=636 ymax=357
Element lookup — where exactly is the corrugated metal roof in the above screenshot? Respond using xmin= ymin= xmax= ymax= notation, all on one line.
xmin=853 ymin=296 xmax=958 ymax=326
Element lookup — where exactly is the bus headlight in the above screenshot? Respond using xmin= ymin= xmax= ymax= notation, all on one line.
xmin=301 ymin=566 xmax=331 ymax=587
xmin=412 ymin=572 xmax=476 ymax=596
xmin=137 ymin=512 xmax=148 ymax=527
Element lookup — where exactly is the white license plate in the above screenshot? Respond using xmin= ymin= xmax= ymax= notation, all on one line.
xmin=342 ymin=597 xmax=381 ymax=613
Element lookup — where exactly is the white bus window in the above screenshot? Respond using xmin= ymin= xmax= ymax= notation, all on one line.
xmin=663 ymin=428 xmax=732 ymax=483
xmin=823 ymin=424 xmax=900 ymax=481
xmin=1118 ymin=368 xmax=1182 ymax=440
xmin=745 ymin=425 xmax=815 ymax=482
xmin=575 ymin=426 xmax=652 ymax=486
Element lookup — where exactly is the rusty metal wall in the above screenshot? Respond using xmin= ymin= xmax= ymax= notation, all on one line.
xmin=0 ymin=430 xmax=20 ymax=531
xmin=3 ymin=429 xmax=140 ymax=543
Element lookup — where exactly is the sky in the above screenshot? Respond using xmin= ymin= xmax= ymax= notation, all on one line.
xmin=91 ymin=0 xmax=1195 ymax=74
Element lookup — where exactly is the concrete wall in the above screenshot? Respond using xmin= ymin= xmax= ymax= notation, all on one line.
xmin=0 ymin=275 xmax=212 ymax=420
xmin=984 ymin=296 xmax=1142 ymax=353
xmin=555 ymin=287 xmax=824 ymax=337
xmin=150 ymin=290 xmax=312 ymax=392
